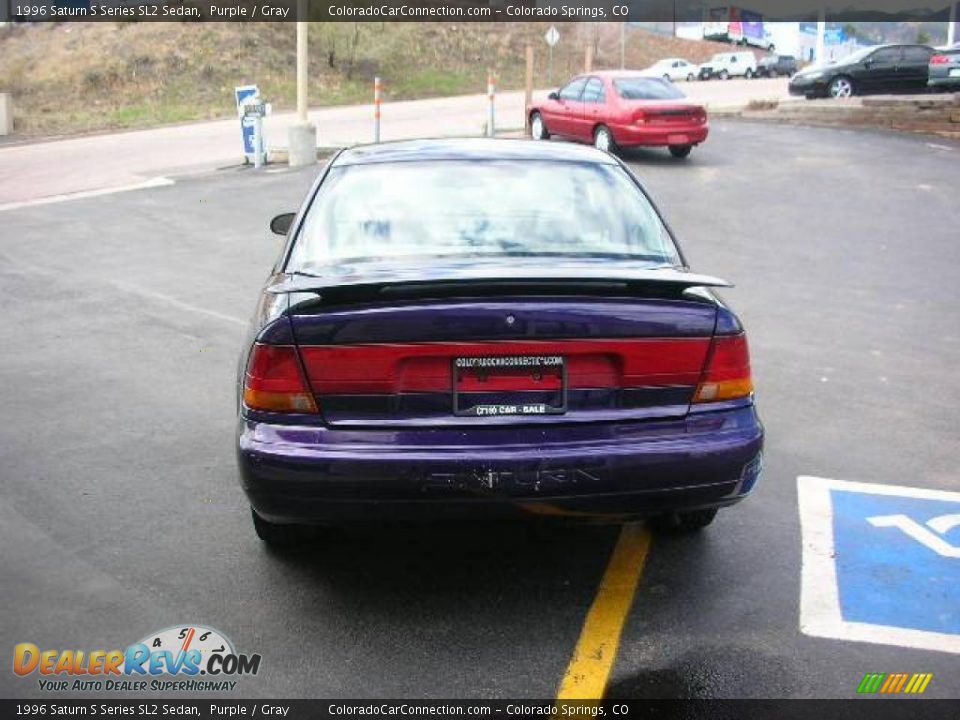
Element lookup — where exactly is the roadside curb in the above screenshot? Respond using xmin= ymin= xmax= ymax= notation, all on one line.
xmin=717 ymin=93 xmax=960 ymax=140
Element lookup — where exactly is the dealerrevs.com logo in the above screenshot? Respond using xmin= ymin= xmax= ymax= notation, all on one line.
xmin=13 ymin=625 xmax=261 ymax=692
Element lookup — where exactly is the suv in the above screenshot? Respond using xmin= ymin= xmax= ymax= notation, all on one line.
xmin=756 ymin=55 xmax=798 ymax=78
xmin=699 ymin=52 xmax=758 ymax=80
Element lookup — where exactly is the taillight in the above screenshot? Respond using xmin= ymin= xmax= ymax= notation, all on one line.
xmin=693 ymin=334 xmax=754 ymax=403
xmin=243 ymin=344 xmax=318 ymax=413
xmin=930 ymin=55 xmax=950 ymax=64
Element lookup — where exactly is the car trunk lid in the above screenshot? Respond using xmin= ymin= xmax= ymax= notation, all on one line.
xmin=279 ymin=261 xmax=726 ymax=427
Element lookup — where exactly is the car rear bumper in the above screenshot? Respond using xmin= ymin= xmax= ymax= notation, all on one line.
xmin=237 ymin=404 xmax=763 ymax=524
xmin=928 ymin=75 xmax=960 ymax=88
xmin=610 ymin=123 xmax=709 ymax=148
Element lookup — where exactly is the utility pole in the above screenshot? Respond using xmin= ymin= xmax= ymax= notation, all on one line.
xmin=949 ymin=1 xmax=956 ymax=47
xmin=288 ymin=4 xmax=317 ymax=166
xmin=815 ymin=9 xmax=827 ymax=64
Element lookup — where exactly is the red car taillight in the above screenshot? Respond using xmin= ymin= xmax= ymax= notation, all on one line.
xmin=930 ymin=55 xmax=950 ymax=64
xmin=243 ymin=344 xmax=318 ymax=413
xmin=693 ymin=334 xmax=754 ymax=403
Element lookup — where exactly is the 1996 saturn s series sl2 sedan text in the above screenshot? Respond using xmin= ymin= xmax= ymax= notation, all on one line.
xmin=237 ymin=139 xmax=763 ymax=545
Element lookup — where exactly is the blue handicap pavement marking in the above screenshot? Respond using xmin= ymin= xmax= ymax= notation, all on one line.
xmin=798 ymin=476 xmax=960 ymax=653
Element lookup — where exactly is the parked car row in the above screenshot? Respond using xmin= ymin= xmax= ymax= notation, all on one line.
xmin=788 ymin=43 xmax=957 ymax=99
xmin=641 ymin=52 xmax=799 ymax=82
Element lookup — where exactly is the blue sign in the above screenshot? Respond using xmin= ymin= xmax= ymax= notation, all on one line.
xmin=234 ymin=85 xmax=262 ymax=162
xmin=799 ymin=476 xmax=960 ymax=654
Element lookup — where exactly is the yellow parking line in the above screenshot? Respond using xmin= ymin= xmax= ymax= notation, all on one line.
xmin=556 ymin=523 xmax=652 ymax=700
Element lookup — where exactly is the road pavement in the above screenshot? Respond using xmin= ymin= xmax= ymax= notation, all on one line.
xmin=1 ymin=121 xmax=957 ymax=700
xmin=0 ymin=78 xmax=789 ymax=206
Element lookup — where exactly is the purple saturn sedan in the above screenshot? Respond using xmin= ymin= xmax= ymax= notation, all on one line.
xmin=237 ymin=138 xmax=763 ymax=544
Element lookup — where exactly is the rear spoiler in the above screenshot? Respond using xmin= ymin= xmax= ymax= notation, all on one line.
xmin=266 ymin=267 xmax=731 ymax=296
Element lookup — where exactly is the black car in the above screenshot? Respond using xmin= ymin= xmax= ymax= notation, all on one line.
xmin=756 ymin=55 xmax=797 ymax=78
xmin=789 ymin=44 xmax=935 ymax=99
xmin=928 ymin=46 xmax=960 ymax=91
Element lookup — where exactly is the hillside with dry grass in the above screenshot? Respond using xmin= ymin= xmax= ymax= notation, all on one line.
xmin=0 ymin=22 xmax=734 ymax=137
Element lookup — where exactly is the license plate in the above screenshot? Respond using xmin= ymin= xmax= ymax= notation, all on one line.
xmin=950 ymin=68 xmax=960 ymax=77
xmin=667 ymin=134 xmax=690 ymax=144
xmin=452 ymin=355 xmax=567 ymax=417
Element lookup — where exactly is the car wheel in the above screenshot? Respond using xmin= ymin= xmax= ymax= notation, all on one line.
xmin=745 ymin=68 xmax=754 ymax=79
xmin=652 ymin=508 xmax=719 ymax=532
xmin=530 ymin=112 xmax=549 ymax=141
xmin=593 ymin=125 xmax=617 ymax=155
xmin=668 ymin=144 xmax=692 ymax=159
xmin=767 ymin=69 xmax=777 ymax=79
xmin=828 ymin=76 xmax=854 ymax=99
xmin=251 ymin=507 xmax=303 ymax=547
xmin=687 ymin=73 xmax=696 ymax=82
xmin=662 ymin=73 xmax=671 ymax=82
xmin=718 ymin=69 xmax=729 ymax=80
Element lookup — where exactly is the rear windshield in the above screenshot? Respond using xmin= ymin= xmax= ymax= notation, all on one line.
xmin=285 ymin=160 xmax=680 ymax=270
xmin=612 ymin=78 xmax=686 ymax=100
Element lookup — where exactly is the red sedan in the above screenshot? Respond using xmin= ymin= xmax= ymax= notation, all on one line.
xmin=528 ymin=72 xmax=709 ymax=158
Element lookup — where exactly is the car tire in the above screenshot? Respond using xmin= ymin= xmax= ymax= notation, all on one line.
xmin=663 ymin=73 xmax=671 ymax=82
xmin=530 ymin=112 xmax=549 ymax=141
xmin=718 ymin=69 xmax=730 ymax=80
xmin=652 ymin=508 xmax=719 ymax=533
xmin=687 ymin=73 xmax=696 ymax=82
xmin=668 ymin=144 xmax=692 ymax=159
xmin=767 ymin=69 xmax=777 ymax=79
xmin=745 ymin=68 xmax=754 ymax=79
xmin=251 ymin=507 xmax=304 ymax=547
xmin=828 ymin=76 xmax=854 ymax=99
xmin=593 ymin=125 xmax=617 ymax=155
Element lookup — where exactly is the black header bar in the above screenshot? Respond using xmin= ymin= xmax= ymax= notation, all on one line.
xmin=2 ymin=0 xmax=959 ymax=22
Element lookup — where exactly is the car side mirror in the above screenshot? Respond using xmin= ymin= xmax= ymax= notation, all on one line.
xmin=270 ymin=212 xmax=295 ymax=236
xmin=548 ymin=91 xmax=560 ymax=101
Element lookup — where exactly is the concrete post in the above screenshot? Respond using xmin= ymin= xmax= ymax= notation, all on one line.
xmin=288 ymin=14 xmax=317 ymax=167
xmin=0 ymin=93 xmax=12 ymax=136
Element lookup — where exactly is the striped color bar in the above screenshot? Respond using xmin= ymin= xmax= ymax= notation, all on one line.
xmin=857 ymin=673 xmax=933 ymax=694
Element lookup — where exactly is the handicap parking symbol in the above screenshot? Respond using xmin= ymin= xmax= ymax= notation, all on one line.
xmin=798 ymin=476 xmax=960 ymax=654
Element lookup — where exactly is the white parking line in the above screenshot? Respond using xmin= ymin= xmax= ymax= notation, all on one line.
xmin=0 ymin=177 xmax=175 ymax=213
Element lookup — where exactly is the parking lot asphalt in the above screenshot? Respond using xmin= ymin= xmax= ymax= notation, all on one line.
xmin=1 ymin=121 xmax=958 ymax=700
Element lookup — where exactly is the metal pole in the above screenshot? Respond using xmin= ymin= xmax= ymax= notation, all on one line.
xmin=548 ymin=45 xmax=553 ymax=85
xmin=373 ymin=77 xmax=382 ymax=143
xmin=487 ymin=70 xmax=495 ymax=138
xmin=524 ymin=45 xmax=534 ymax=137
xmin=296 ymin=19 xmax=308 ymax=123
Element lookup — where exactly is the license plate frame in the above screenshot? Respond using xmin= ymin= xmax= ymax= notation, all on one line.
xmin=452 ymin=355 xmax=567 ymax=417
